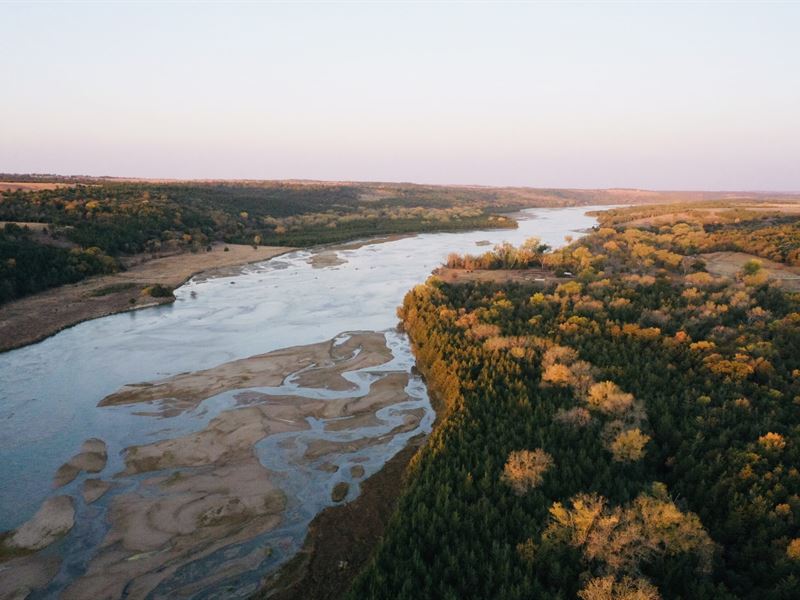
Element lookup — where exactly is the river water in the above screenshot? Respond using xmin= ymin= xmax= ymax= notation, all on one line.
xmin=0 ymin=205 xmax=606 ymax=598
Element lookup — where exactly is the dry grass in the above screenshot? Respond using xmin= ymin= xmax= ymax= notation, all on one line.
xmin=433 ymin=267 xmax=565 ymax=285
xmin=0 ymin=182 xmax=74 ymax=192
xmin=0 ymin=221 xmax=51 ymax=231
xmin=701 ymin=251 xmax=800 ymax=291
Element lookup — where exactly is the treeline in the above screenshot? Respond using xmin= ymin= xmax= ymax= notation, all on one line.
xmin=0 ymin=181 xmax=524 ymax=304
xmin=348 ymin=214 xmax=800 ymax=599
xmin=0 ymin=182 xmax=524 ymax=254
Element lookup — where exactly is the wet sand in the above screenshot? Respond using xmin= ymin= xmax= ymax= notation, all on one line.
xmin=100 ymin=331 xmax=393 ymax=412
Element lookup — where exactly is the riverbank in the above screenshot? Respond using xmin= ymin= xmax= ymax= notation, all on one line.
xmin=257 ymin=437 xmax=424 ymax=600
xmin=0 ymin=243 xmax=292 ymax=352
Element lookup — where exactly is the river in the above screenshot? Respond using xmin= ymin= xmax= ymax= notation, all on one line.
xmin=0 ymin=205 xmax=607 ymax=598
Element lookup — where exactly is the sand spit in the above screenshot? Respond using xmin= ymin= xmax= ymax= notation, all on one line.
xmin=82 ymin=479 xmax=113 ymax=504
xmin=53 ymin=438 xmax=107 ymax=487
xmin=100 ymin=331 xmax=392 ymax=413
xmin=6 ymin=496 xmax=75 ymax=552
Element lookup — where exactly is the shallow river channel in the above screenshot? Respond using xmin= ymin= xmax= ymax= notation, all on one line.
xmin=0 ymin=206 xmax=606 ymax=599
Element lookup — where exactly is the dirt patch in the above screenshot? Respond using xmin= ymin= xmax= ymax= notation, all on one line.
xmin=0 ymin=244 xmax=292 ymax=353
xmin=257 ymin=438 xmax=424 ymax=600
xmin=701 ymin=252 xmax=800 ymax=291
xmin=434 ymin=267 xmax=566 ymax=285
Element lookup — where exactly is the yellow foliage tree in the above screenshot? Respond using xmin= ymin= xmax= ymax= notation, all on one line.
xmin=610 ymin=429 xmax=650 ymax=462
xmin=758 ymin=432 xmax=787 ymax=452
xmin=578 ymin=575 xmax=661 ymax=600
xmin=544 ymin=486 xmax=715 ymax=578
xmin=587 ymin=381 xmax=635 ymax=414
xmin=542 ymin=345 xmax=579 ymax=368
xmin=542 ymin=364 xmax=573 ymax=387
xmin=501 ymin=449 xmax=554 ymax=495
xmin=787 ymin=538 xmax=800 ymax=560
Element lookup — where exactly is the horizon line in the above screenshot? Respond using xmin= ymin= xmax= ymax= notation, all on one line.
xmin=1 ymin=172 xmax=799 ymax=196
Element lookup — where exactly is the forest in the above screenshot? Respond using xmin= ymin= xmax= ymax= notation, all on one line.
xmin=0 ymin=223 xmax=117 ymax=304
xmin=348 ymin=204 xmax=800 ymax=599
xmin=4 ymin=178 xmax=796 ymax=305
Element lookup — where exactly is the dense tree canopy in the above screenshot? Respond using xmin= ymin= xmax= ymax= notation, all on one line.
xmin=349 ymin=210 xmax=800 ymax=599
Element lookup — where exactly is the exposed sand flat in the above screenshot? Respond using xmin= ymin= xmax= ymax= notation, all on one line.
xmin=121 ymin=372 xmax=412 ymax=477
xmin=63 ymin=459 xmax=285 ymax=600
xmin=0 ymin=555 xmax=61 ymax=600
xmin=291 ymin=334 xmax=394 ymax=391
xmin=49 ymin=331 xmax=423 ymax=599
xmin=123 ymin=402 xmax=310 ymax=475
xmin=324 ymin=412 xmax=381 ymax=432
xmin=305 ymin=235 xmax=411 ymax=270
xmin=82 ymin=479 xmax=113 ymax=504
xmin=0 ymin=243 xmax=292 ymax=353
xmin=100 ymin=331 xmax=392 ymax=412
xmin=313 ymin=372 xmax=411 ymax=418
xmin=6 ymin=496 xmax=75 ymax=552
xmin=701 ymin=251 xmax=800 ymax=291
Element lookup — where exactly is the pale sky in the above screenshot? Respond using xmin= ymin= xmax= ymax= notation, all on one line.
xmin=2 ymin=1 xmax=799 ymax=190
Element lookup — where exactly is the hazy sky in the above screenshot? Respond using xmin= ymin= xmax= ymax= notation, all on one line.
xmin=2 ymin=2 xmax=799 ymax=190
